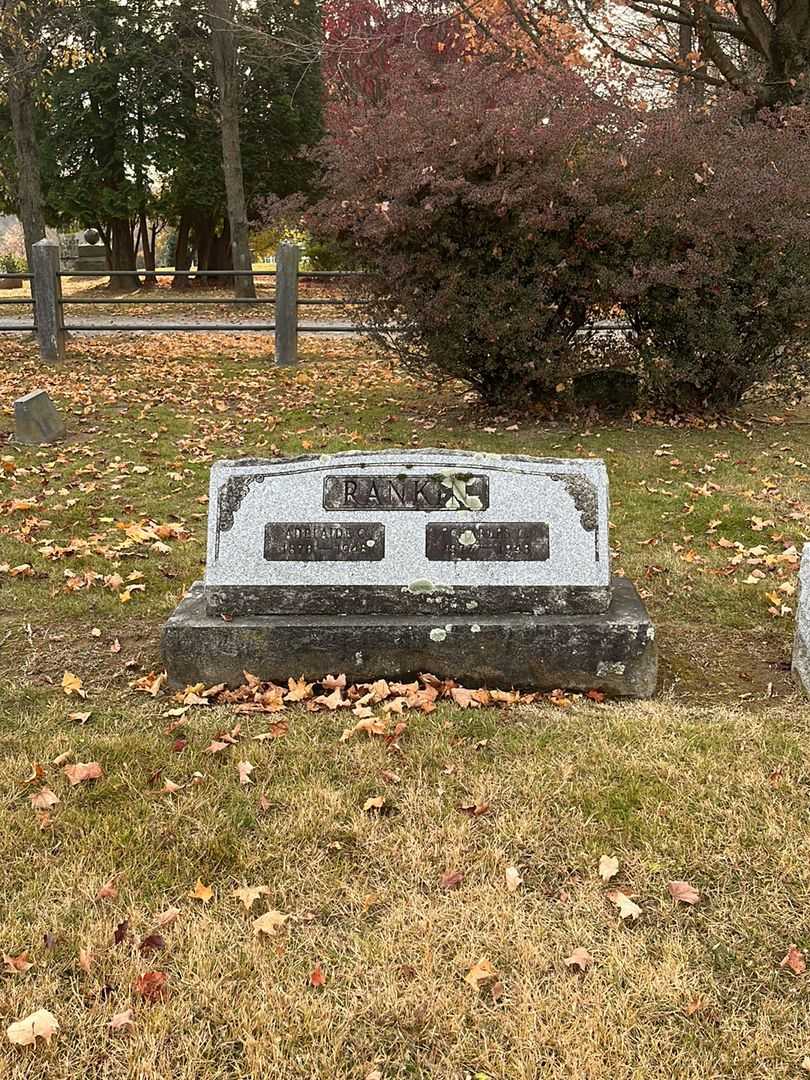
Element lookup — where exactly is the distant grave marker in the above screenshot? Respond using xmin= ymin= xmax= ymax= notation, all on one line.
xmin=14 ymin=390 xmax=65 ymax=445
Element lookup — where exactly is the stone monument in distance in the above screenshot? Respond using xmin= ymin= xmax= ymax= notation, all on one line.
xmin=162 ymin=450 xmax=657 ymax=696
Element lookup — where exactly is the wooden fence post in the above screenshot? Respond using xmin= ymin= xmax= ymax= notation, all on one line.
xmin=32 ymin=238 xmax=65 ymax=362
xmin=275 ymin=243 xmax=299 ymax=366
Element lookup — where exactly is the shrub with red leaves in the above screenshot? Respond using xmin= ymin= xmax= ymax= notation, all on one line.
xmin=309 ymin=60 xmax=810 ymax=409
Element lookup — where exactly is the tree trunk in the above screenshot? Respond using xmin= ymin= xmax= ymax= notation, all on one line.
xmin=139 ymin=211 xmax=157 ymax=286
xmin=108 ymin=218 xmax=140 ymax=291
xmin=172 ymin=211 xmax=192 ymax=289
xmin=208 ymin=0 xmax=256 ymax=299
xmin=5 ymin=73 xmax=46 ymax=271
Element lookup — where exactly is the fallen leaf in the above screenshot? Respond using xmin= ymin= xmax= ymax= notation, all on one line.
xmin=2 ymin=952 xmax=33 ymax=974
xmin=22 ymin=762 xmax=45 ymax=784
xmin=6 ymin=1009 xmax=58 ymax=1046
xmin=190 ymin=879 xmax=213 ymax=903
xmin=78 ymin=947 xmax=93 ymax=973
xmin=285 ymin=676 xmax=313 ymax=701
xmin=459 ymin=800 xmax=490 ymax=817
xmin=30 ymin=787 xmax=59 ymax=810
xmin=599 ymin=855 xmax=619 ymax=882
xmin=61 ymin=671 xmax=85 ymax=697
xmin=362 ymin=795 xmax=385 ymax=813
xmin=68 ymin=711 xmax=92 ymax=724
xmin=440 ymin=869 xmax=464 ymax=891
xmin=668 ymin=880 xmax=700 ymax=905
xmin=109 ymin=1008 xmax=134 ymax=1032
xmin=564 ymin=946 xmax=593 ymax=972
xmin=113 ymin=920 xmax=129 ymax=945
xmin=309 ymin=964 xmax=327 ymax=987
xmin=95 ymin=878 xmax=118 ymax=900
xmin=253 ymin=910 xmax=288 ymax=936
xmin=139 ymin=933 xmax=166 ymax=955
xmin=233 ymin=885 xmax=271 ymax=910
xmin=134 ymin=971 xmax=169 ymax=1001
xmin=63 ymin=761 xmax=103 ymax=785
xmin=237 ymin=760 xmax=254 ymax=786
xmin=505 ymin=866 xmax=523 ymax=893
xmin=155 ymin=907 xmax=180 ymax=927
xmin=781 ymin=944 xmax=806 ymax=976
xmin=607 ymin=890 xmax=642 ymax=920
xmin=465 ymin=957 xmax=497 ymax=989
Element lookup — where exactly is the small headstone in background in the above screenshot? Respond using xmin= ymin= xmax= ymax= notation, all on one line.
xmin=14 ymin=390 xmax=65 ymax=444
xmin=793 ymin=544 xmax=810 ymax=697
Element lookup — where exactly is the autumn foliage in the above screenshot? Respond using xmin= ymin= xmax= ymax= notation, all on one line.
xmin=309 ymin=59 xmax=810 ymax=409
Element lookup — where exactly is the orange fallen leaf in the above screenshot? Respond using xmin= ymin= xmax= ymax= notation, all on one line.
xmin=95 ymin=878 xmax=118 ymax=900
xmin=285 ymin=676 xmax=313 ymax=701
xmin=134 ymin=971 xmax=169 ymax=1001
xmin=63 ymin=761 xmax=103 ymax=785
xmin=668 ymin=880 xmax=700 ymax=905
xmin=190 ymin=879 xmax=213 ymax=903
xmin=7 ymin=1009 xmax=58 ymax=1046
xmin=465 ymin=957 xmax=497 ymax=990
xmin=2 ymin=952 xmax=33 ymax=974
xmin=61 ymin=671 xmax=85 ymax=697
xmin=309 ymin=964 xmax=327 ymax=988
xmin=459 ymin=800 xmax=490 ymax=817
xmin=781 ymin=944 xmax=806 ymax=976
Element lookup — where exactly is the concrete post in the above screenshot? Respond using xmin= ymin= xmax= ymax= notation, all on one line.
xmin=275 ymin=243 xmax=299 ymax=366
xmin=32 ymin=238 xmax=65 ymax=362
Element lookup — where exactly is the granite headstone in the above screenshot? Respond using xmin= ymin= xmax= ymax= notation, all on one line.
xmin=14 ymin=390 xmax=65 ymax=445
xmin=162 ymin=450 xmax=657 ymax=695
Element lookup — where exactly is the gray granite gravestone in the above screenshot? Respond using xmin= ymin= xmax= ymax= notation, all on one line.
xmin=14 ymin=390 xmax=66 ymax=444
xmin=162 ymin=450 xmax=657 ymax=695
xmin=793 ymin=544 xmax=809 ymax=697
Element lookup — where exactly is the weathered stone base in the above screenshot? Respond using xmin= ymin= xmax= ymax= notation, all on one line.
xmin=162 ymin=576 xmax=657 ymax=697
xmin=793 ymin=544 xmax=809 ymax=698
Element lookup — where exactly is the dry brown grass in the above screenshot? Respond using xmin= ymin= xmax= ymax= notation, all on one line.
xmin=0 ymin=337 xmax=809 ymax=1077
xmin=1 ymin=692 xmax=810 ymax=1079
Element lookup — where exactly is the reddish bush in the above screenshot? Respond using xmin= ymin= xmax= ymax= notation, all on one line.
xmin=598 ymin=103 xmax=810 ymax=407
xmin=307 ymin=61 xmax=625 ymax=404
xmin=309 ymin=60 xmax=810 ymax=409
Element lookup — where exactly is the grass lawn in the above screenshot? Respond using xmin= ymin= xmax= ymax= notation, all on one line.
xmin=1 ymin=333 xmax=809 ymax=1078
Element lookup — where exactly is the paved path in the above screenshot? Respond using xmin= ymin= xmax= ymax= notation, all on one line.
xmin=0 ymin=318 xmax=367 ymax=338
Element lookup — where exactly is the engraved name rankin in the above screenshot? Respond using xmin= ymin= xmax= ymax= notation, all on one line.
xmin=264 ymin=522 xmax=385 ymax=562
xmin=425 ymin=522 xmax=550 ymax=562
xmin=323 ymin=474 xmax=489 ymax=511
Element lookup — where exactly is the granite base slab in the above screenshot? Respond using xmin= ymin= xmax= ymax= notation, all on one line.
xmin=162 ymin=576 xmax=657 ymax=698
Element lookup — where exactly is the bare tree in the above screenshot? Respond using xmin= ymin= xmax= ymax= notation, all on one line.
xmin=208 ymin=0 xmax=256 ymax=298
xmin=564 ymin=0 xmax=810 ymax=107
xmin=0 ymin=0 xmax=48 ymax=268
